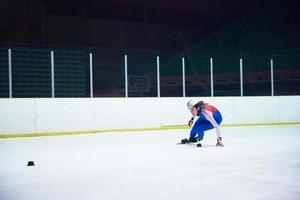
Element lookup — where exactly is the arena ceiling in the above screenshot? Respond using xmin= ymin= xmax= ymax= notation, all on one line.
xmin=44 ymin=0 xmax=262 ymax=26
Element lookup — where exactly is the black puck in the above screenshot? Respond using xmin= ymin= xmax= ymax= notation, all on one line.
xmin=27 ymin=161 xmax=35 ymax=166
xmin=196 ymin=143 xmax=202 ymax=147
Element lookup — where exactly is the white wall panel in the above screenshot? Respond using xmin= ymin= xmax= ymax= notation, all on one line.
xmin=0 ymin=96 xmax=299 ymax=135
xmin=93 ymin=98 xmax=161 ymax=130
xmin=0 ymin=99 xmax=35 ymax=133
xmin=233 ymin=97 xmax=280 ymax=124
xmin=35 ymin=99 xmax=94 ymax=132
xmin=160 ymin=98 xmax=189 ymax=126
xmin=279 ymin=96 xmax=300 ymax=123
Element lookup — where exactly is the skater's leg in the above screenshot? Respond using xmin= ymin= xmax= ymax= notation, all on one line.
xmin=189 ymin=125 xmax=198 ymax=140
xmin=213 ymin=111 xmax=223 ymax=125
xmin=192 ymin=115 xmax=214 ymax=141
xmin=189 ymin=113 xmax=220 ymax=142
xmin=196 ymin=129 xmax=204 ymax=141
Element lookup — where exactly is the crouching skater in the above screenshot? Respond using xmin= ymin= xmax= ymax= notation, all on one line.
xmin=181 ymin=99 xmax=224 ymax=147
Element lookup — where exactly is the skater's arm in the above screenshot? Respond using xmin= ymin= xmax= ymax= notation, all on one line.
xmin=202 ymin=110 xmax=222 ymax=138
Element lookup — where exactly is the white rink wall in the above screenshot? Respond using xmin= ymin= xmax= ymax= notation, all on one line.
xmin=0 ymin=96 xmax=300 ymax=135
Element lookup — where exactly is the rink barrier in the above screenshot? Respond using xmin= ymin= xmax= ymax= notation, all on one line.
xmin=1 ymin=96 xmax=299 ymax=137
xmin=1 ymin=122 xmax=299 ymax=139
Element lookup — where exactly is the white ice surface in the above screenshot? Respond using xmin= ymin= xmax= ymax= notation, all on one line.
xmin=1 ymin=125 xmax=300 ymax=200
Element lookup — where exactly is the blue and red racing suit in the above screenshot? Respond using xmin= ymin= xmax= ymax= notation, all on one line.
xmin=189 ymin=104 xmax=222 ymax=141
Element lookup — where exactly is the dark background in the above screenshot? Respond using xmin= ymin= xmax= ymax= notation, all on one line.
xmin=0 ymin=0 xmax=268 ymax=48
xmin=0 ymin=0 xmax=299 ymax=97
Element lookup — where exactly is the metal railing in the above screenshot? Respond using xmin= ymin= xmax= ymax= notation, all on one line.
xmin=1 ymin=47 xmax=299 ymax=98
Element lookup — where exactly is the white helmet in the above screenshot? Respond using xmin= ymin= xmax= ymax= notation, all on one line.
xmin=187 ymin=99 xmax=198 ymax=110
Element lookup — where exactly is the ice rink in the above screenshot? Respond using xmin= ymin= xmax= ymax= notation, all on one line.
xmin=1 ymin=125 xmax=300 ymax=200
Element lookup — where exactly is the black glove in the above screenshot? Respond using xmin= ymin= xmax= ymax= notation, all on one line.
xmin=188 ymin=117 xmax=194 ymax=127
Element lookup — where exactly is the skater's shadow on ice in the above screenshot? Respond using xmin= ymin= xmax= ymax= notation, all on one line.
xmin=201 ymin=144 xmax=217 ymax=148
xmin=176 ymin=143 xmax=217 ymax=148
